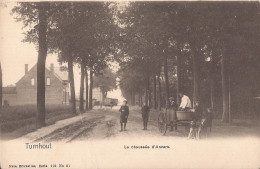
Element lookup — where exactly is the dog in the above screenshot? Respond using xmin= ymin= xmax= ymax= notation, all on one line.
xmin=196 ymin=109 xmax=213 ymax=140
xmin=187 ymin=120 xmax=197 ymax=139
xmin=187 ymin=108 xmax=213 ymax=140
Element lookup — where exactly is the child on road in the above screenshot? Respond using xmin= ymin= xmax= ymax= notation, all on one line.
xmin=119 ymin=100 xmax=129 ymax=131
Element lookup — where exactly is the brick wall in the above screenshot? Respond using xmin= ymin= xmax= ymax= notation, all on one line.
xmin=14 ymin=65 xmax=69 ymax=105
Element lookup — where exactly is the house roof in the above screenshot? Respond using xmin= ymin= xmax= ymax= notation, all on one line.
xmin=50 ymin=67 xmax=69 ymax=81
xmin=3 ymin=87 xmax=17 ymax=94
xmin=15 ymin=64 xmax=69 ymax=85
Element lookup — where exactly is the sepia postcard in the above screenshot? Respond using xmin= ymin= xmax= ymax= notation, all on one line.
xmin=0 ymin=0 xmax=259 ymax=168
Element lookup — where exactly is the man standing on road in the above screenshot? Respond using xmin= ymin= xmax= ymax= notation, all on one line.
xmin=178 ymin=92 xmax=192 ymax=111
xmin=166 ymin=97 xmax=178 ymax=131
xmin=141 ymin=103 xmax=150 ymax=130
xmin=119 ymin=100 xmax=129 ymax=131
xmin=110 ymin=101 xmax=113 ymax=109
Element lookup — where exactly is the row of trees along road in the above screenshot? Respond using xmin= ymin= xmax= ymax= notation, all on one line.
xmin=12 ymin=2 xmax=119 ymax=127
xmin=116 ymin=2 xmax=260 ymax=123
xmin=9 ymin=2 xmax=259 ymax=126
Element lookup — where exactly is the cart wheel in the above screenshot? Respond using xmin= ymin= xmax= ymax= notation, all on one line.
xmin=158 ymin=113 xmax=167 ymax=134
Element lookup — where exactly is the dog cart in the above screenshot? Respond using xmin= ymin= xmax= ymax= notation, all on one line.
xmin=158 ymin=110 xmax=193 ymax=135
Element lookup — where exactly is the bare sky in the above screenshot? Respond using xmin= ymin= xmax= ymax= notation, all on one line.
xmin=0 ymin=2 xmax=124 ymax=102
xmin=0 ymin=2 xmax=61 ymax=86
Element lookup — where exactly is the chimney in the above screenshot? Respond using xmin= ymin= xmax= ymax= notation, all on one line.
xmin=25 ymin=64 xmax=28 ymax=74
xmin=50 ymin=64 xmax=54 ymax=73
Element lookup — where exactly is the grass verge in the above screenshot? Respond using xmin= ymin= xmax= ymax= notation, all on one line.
xmin=0 ymin=105 xmax=76 ymax=140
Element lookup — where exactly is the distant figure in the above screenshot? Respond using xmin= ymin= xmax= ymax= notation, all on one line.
xmin=166 ymin=97 xmax=178 ymax=131
xmin=110 ymin=101 xmax=113 ymax=109
xmin=119 ymin=100 xmax=129 ymax=131
xmin=178 ymin=92 xmax=192 ymax=111
xmin=141 ymin=103 xmax=150 ymax=130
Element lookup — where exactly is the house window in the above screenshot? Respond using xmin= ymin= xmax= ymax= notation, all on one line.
xmin=46 ymin=78 xmax=51 ymax=86
xmin=31 ymin=78 xmax=35 ymax=86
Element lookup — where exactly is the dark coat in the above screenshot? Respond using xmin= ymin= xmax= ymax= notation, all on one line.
xmin=141 ymin=105 xmax=150 ymax=114
xmin=166 ymin=103 xmax=178 ymax=122
xmin=141 ymin=105 xmax=150 ymax=122
xmin=167 ymin=101 xmax=178 ymax=111
xmin=119 ymin=105 xmax=129 ymax=123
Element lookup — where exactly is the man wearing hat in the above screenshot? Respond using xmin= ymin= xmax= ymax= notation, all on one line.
xmin=166 ymin=97 xmax=178 ymax=131
xmin=168 ymin=97 xmax=178 ymax=111
xmin=119 ymin=100 xmax=129 ymax=131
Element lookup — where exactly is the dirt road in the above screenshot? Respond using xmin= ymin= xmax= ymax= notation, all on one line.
xmin=29 ymin=106 xmax=166 ymax=143
xmin=16 ymin=106 xmax=260 ymax=143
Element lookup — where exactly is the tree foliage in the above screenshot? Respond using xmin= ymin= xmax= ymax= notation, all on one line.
xmin=11 ymin=1 xmax=260 ymax=122
xmin=93 ymin=68 xmax=117 ymax=98
xmin=117 ymin=1 xmax=260 ymax=121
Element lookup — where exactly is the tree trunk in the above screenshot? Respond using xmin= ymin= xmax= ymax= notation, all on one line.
xmin=229 ymin=75 xmax=231 ymax=122
xmin=79 ymin=62 xmax=85 ymax=111
xmin=68 ymin=53 xmax=76 ymax=115
xmin=89 ymin=67 xmax=93 ymax=109
xmin=145 ymin=74 xmax=149 ymax=106
xmin=228 ymin=51 xmax=232 ymax=122
xmin=210 ymin=80 xmax=214 ymax=110
xmin=145 ymin=87 xmax=148 ymax=106
xmin=129 ymin=92 xmax=132 ymax=105
xmin=221 ymin=54 xmax=229 ymax=122
xmin=157 ymin=74 xmax=162 ymax=111
xmin=36 ymin=3 xmax=49 ymax=127
xmin=192 ymin=53 xmax=199 ymax=108
xmin=189 ymin=40 xmax=201 ymax=108
xmin=140 ymin=90 xmax=143 ymax=106
xmin=148 ymin=79 xmax=152 ymax=108
xmin=133 ymin=92 xmax=135 ymax=105
xmin=138 ymin=91 xmax=141 ymax=107
xmin=0 ymin=62 xmax=2 ymax=110
xmin=153 ymin=74 xmax=157 ymax=109
xmin=210 ymin=56 xmax=216 ymax=111
xmin=148 ymin=89 xmax=152 ymax=108
xmin=163 ymin=54 xmax=170 ymax=107
xmin=176 ymin=54 xmax=182 ymax=105
xmin=101 ymin=89 xmax=105 ymax=108
xmin=132 ymin=91 xmax=135 ymax=106
xmin=85 ymin=68 xmax=89 ymax=110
